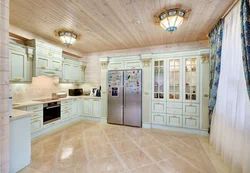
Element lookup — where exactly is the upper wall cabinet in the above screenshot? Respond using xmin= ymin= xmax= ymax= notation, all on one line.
xmin=26 ymin=39 xmax=63 ymax=78
xmin=108 ymin=58 xmax=142 ymax=70
xmin=61 ymin=56 xmax=86 ymax=83
xmin=152 ymin=59 xmax=165 ymax=101
xmin=9 ymin=42 xmax=33 ymax=82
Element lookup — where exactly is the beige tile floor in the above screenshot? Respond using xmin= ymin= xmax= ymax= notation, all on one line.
xmin=19 ymin=120 xmax=230 ymax=173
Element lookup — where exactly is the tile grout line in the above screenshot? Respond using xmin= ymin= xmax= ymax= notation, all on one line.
xmin=99 ymin=125 xmax=131 ymax=173
xmin=82 ymin=122 xmax=93 ymax=173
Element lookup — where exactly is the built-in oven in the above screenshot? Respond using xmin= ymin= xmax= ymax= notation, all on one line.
xmin=43 ymin=101 xmax=61 ymax=125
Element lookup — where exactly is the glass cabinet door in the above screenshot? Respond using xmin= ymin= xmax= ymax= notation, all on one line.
xmin=184 ymin=58 xmax=199 ymax=102
xmin=153 ymin=60 xmax=165 ymax=100
xmin=167 ymin=58 xmax=182 ymax=102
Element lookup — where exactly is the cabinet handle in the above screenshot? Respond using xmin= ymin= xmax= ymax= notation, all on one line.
xmin=203 ymin=94 xmax=209 ymax=97
xmin=33 ymin=113 xmax=39 ymax=117
xmin=32 ymin=119 xmax=40 ymax=123
xmin=55 ymin=68 xmax=59 ymax=71
xmin=41 ymin=66 xmax=46 ymax=69
xmin=33 ymin=107 xmax=38 ymax=110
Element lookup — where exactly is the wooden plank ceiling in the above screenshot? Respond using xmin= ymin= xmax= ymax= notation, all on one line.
xmin=10 ymin=0 xmax=234 ymax=54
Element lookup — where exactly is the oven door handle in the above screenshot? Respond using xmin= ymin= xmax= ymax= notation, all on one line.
xmin=46 ymin=105 xmax=60 ymax=109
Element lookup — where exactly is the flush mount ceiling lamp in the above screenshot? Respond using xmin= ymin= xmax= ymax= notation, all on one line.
xmin=56 ymin=30 xmax=78 ymax=46
xmin=155 ymin=6 xmax=191 ymax=32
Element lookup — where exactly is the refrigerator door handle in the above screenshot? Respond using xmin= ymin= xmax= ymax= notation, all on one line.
xmin=124 ymin=87 xmax=126 ymax=108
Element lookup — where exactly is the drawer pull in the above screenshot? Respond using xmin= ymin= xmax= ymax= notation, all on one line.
xmin=41 ymin=66 xmax=46 ymax=69
xmin=33 ymin=113 xmax=39 ymax=117
xmin=33 ymin=107 xmax=38 ymax=110
xmin=32 ymin=119 xmax=40 ymax=123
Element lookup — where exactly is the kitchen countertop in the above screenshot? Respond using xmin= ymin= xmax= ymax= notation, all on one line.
xmin=12 ymin=95 xmax=101 ymax=109
xmin=10 ymin=109 xmax=33 ymax=122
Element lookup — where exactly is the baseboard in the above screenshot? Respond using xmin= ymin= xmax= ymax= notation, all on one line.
xmin=142 ymin=122 xmax=151 ymax=128
xmin=151 ymin=124 xmax=201 ymax=134
xmin=100 ymin=117 xmax=107 ymax=123
xmin=199 ymin=129 xmax=209 ymax=136
xmin=80 ymin=115 xmax=101 ymax=121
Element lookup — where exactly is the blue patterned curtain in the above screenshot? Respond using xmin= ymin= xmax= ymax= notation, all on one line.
xmin=241 ymin=0 xmax=250 ymax=100
xmin=208 ymin=19 xmax=224 ymax=133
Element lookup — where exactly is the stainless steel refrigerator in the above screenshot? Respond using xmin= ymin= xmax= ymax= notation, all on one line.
xmin=108 ymin=70 xmax=142 ymax=127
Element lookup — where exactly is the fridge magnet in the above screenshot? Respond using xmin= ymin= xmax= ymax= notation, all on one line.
xmin=112 ymin=87 xmax=118 ymax=97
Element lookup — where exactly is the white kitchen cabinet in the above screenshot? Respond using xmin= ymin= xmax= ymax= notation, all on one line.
xmin=167 ymin=114 xmax=182 ymax=127
xmin=62 ymin=63 xmax=72 ymax=82
xmin=166 ymin=58 xmax=183 ymax=102
xmin=82 ymin=98 xmax=101 ymax=117
xmin=26 ymin=39 xmax=63 ymax=78
xmin=183 ymin=103 xmax=200 ymax=116
xmin=92 ymin=99 xmax=100 ymax=117
xmin=9 ymin=42 xmax=31 ymax=82
xmin=152 ymin=59 xmax=166 ymax=100
xmin=78 ymin=98 xmax=83 ymax=115
xmin=152 ymin=101 xmax=166 ymax=113
xmin=183 ymin=57 xmax=200 ymax=103
xmin=183 ymin=116 xmax=199 ymax=129
xmin=61 ymin=109 xmax=71 ymax=121
xmin=82 ymin=99 xmax=90 ymax=115
xmin=152 ymin=113 xmax=166 ymax=125
xmin=71 ymin=65 xmax=80 ymax=82
xmin=71 ymin=98 xmax=78 ymax=117
xmin=31 ymin=116 xmax=43 ymax=133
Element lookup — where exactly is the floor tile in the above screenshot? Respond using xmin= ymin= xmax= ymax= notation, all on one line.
xmin=113 ymin=139 xmax=139 ymax=153
xmin=143 ymin=145 xmax=176 ymax=162
xmin=133 ymin=135 xmax=159 ymax=148
xmin=88 ymin=143 xmax=115 ymax=160
xmin=107 ymin=131 xmax=129 ymax=143
xmin=120 ymin=150 xmax=152 ymax=169
xmin=131 ymin=164 xmax=164 ymax=173
xmin=90 ymin=155 xmax=125 ymax=173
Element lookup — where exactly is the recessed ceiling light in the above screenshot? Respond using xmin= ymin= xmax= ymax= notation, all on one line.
xmin=135 ymin=20 xmax=141 ymax=25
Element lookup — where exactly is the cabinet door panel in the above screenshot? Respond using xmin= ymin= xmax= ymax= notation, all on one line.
xmin=9 ymin=50 xmax=27 ymax=81
xmin=37 ymin=56 xmax=50 ymax=69
xmin=83 ymin=99 xmax=90 ymax=115
xmin=62 ymin=63 xmax=72 ymax=82
xmin=152 ymin=101 xmax=166 ymax=113
xmin=167 ymin=58 xmax=182 ymax=102
xmin=167 ymin=114 xmax=182 ymax=127
xmin=109 ymin=62 xmax=123 ymax=70
xmin=92 ymin=99 xmax=100 ymax=117
xmin=152 ymin=113 xmax=166 ymax=125
xmin=51 ymin=59 xmax=62 ymax=71
xmin=153 ymin=60 xmax=165 ymax=100
xmin=183 ymin=103 xmax=199 ymax=116
xmin=183 ymin=116 xmax=199 ymax=129
xmin=61 ymin=110 xmax=71 ymax=121
xmin=71 ymin=65 xmax=80 ymax=82
xmin=31 ymin=117 xmax=43 ymax=133
xmin=125 ymin=60 xmax=141 ymax=69
xmin=71 ymin=99 xmax=78 ymax=117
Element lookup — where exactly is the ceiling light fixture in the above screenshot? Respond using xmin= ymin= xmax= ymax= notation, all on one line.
xmin=57 ymin=30 xmax=78 ymax=46
xmin=155 ymin=6 xmax=191 ymax=32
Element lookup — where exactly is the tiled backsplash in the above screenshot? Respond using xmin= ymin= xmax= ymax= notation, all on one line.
xmin=10 ymin=76 xmax=97 ymax=103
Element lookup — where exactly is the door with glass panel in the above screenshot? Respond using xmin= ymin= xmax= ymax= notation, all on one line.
xmin=183 ymin=57 xmax=199 ymax=103
xmin=167 ymin=58 xmax=183 ymax=102
xmin=152 ymin=60 xmax=165 ymax=101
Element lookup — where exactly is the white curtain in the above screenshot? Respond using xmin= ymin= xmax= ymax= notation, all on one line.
xmin=210 ymin=2 xmax=250 ymax=173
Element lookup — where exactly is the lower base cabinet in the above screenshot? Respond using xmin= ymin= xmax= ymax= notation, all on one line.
xmin=167 ymin=114 xmax=182 ymax=127
xmin=31 ymin=117 xmax=43 ymax=133
xmin=152 ymin=113 xmax=166 ymax=125
xmin=183 ymin=116 xmax=199 ymax=129
xmin=82 ymin=98 xmax=101 ymax=117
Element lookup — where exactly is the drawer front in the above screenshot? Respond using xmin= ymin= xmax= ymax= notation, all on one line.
xmin=167 ymin=114 xmax=182 ymax=127
xmin=167 ymin=102 xmax=182 ymax=108
xmin=152 ymin=101 xmax=166 ymax=113
xmin=61 ymin=104 xmax=71 ymax=112
xmin=152 ymin=113 xmax=166 ymax=125
xmin=43 ymin=120 xmax=61 ymax=128
xmin=183 ymin=103 xmax=199 ymax=116
xmin=167 ymin=108 xmax=182 ymax=115
xmin=27 ymin=104 xmax=43 ymax=112
xmin=36 ymin=69 xmax=62 ymax=77
xmin=183 ymin=116 xmax=199 ymax=129
xmin=61 ymin=110 xmax=71 ymax=121
xmin=31 ymin=117 xmax=43 ymax=133
xmin=31 ymin=111 xmax=43 ymax=119
xmin=61 ymin=99 xmax=72 ymax=105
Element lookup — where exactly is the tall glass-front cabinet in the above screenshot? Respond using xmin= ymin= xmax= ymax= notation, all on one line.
xmin=152 ymin=56 xmax=200 ymax=129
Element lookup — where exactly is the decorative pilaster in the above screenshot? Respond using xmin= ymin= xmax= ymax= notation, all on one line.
xmin=99 ymin=57 xmax=109 ymax=121
xmin=201 ymin=54 xmax=210 ymax=63
xmin=141 ymin=54 xmax=152 ymax=127
xmin=0 ymin=0 xmax=10 ymax=172
xmin=26 ymin=47 xmax=34 ymax=61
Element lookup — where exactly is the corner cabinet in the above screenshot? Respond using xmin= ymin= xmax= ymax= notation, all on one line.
xmin=151 ymin=56 xmax=201 ymax=130
xmin=9 ymin=42 xmax=33 ymax=82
